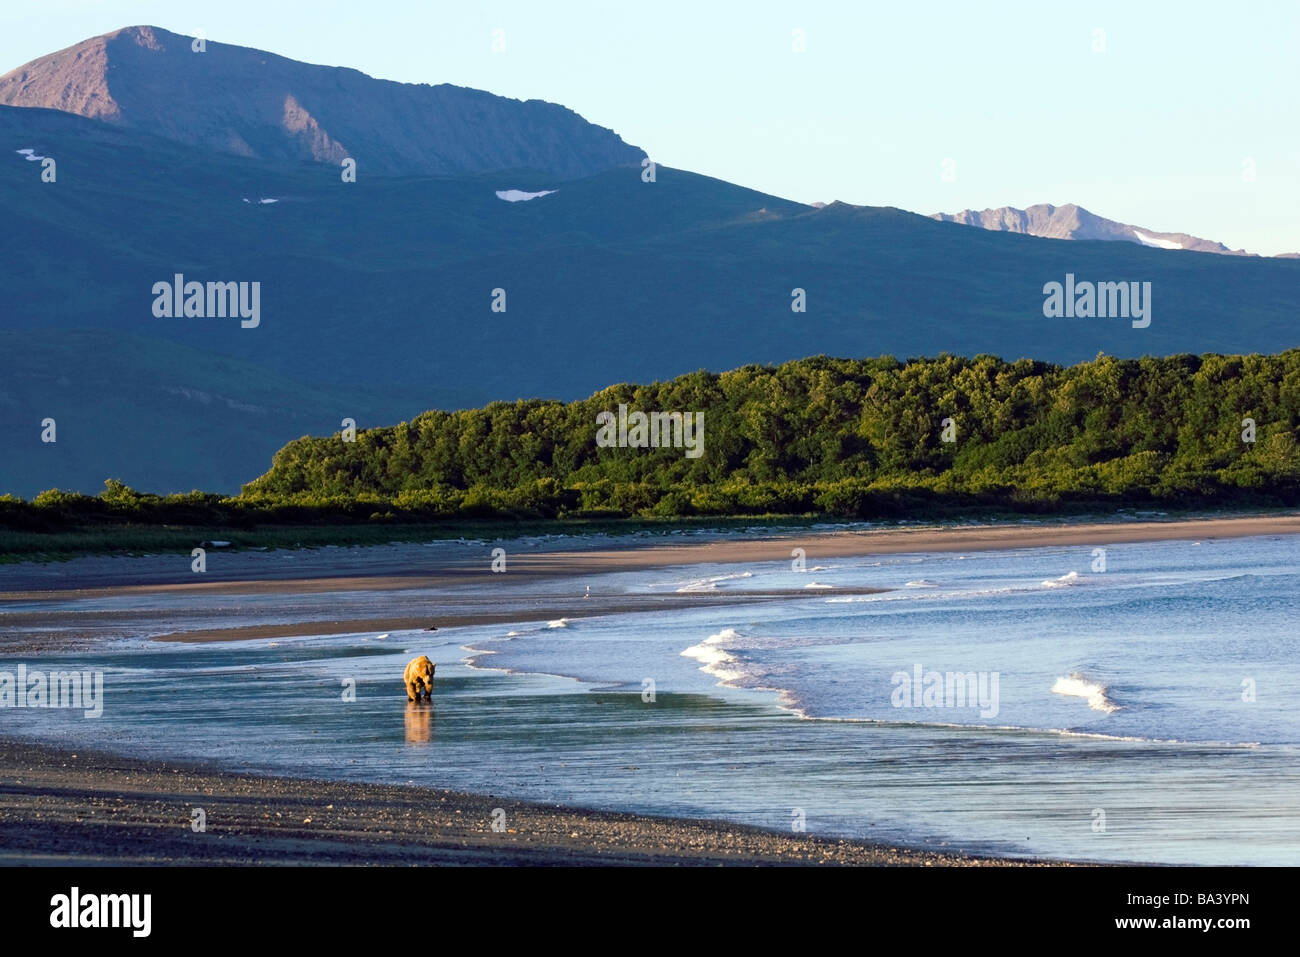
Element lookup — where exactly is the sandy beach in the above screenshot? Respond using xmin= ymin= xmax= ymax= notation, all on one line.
xmin=3 ymin=513 xmax=1297 ymax=649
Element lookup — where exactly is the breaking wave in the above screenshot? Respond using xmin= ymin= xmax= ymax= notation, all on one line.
xmin=1041 ymin=571 xmax=1082 ymax=588
xmin=1051 ymin=673 xmax=1120 ymax=713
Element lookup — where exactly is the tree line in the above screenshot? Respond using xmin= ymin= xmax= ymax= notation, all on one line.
xmin=5 ymin=350 xmax=1300 ymax=529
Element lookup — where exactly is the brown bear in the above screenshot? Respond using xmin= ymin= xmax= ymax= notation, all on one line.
xmin=404 ymin=655 xmax=436 ymax=701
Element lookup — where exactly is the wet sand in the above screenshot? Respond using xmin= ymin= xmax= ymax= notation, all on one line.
xmin=147 ymin=589 xmax=888 ymax=643
xmin=0 ymin=738 xmax=1049 ymax=866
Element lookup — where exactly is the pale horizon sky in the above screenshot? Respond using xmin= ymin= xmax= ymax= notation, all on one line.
xmin=4 ymin=1 xmax=1297 ymax=254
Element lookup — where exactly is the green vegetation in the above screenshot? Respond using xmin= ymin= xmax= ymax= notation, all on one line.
xmin=240 ymin=350 xmax=1300 ymax=511
xmin=4 ymin=350 xmax=1299 ymax=557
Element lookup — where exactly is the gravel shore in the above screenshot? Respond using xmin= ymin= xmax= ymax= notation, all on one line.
xmin=0 ymin=738 xmax=1049 ymax=866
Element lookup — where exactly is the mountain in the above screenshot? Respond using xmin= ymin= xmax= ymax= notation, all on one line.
xmin=0 ymin=25 xmax=644 ymax=178
xmin=0 ymin=329 xmax=444 ymax=498
xmin=930 ymin=203 xmax=1252 ymax=255
xmin=1 ymin=34 xmax=1298 ymax=498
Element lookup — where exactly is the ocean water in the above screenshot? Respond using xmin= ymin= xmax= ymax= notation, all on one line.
xmin=3 ymin=532 xmax=1297 ymax=864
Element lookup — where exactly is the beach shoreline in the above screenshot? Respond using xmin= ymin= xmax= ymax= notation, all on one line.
xmin=0 ymin=737 xmax=1059 ymax=866
xmin=2 ymin=513 xmax=1297 ymax=648
xmin=2 ymin=512 xmax=1293 ymax=865
xmin=4 ymin=512 xmax=1297 ymax=597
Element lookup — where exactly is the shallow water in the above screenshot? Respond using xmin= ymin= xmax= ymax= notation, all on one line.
xmin=2 ymin=532 xmax=1297 ymax=864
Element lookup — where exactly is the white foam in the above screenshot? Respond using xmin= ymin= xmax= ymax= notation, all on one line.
xmin=675 ymin=571 xmax=753 ymax=593
xmin=1051 ymin=673 xmax=1120 ymax=713
xmin=680 ymin=629 xmax=748 ymax=683
xmin=803 ymin=582 xmax=833 ymax=589
xmin=1041 ymin=570 xmax=1081 ymax=588
xmin=496 ymin=189 xmax=556 ymax=202
xmin=375 ymin=633 xmax=390 ymax=640
xmin=905 ymin=579 xmax=938 ymax=587
xmin=546 ymin=618 xmax=571 ymax=629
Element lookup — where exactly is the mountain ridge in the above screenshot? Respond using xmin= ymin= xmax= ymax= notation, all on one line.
xmin=929 ymin=202 xmax=1271 ymax=256
xmin=0 ymin=25 xmax=645 ymax=179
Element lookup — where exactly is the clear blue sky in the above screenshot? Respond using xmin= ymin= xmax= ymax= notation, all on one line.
xmin=5 ymin=1 xmax=1297 ymax=253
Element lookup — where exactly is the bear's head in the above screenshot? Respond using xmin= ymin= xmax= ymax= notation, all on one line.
xmin=414 ymin=657 xmax=435 ymax=684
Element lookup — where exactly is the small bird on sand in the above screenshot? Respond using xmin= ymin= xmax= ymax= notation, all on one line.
xmin=584 ymin=585 xmax=591 ymax=600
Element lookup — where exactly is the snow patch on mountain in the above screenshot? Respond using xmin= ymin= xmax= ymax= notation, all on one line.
xmin=1131 ymin=229 xmax=1183 ymax=250
xmin=496 ymin=189 xmax=556 ymax=203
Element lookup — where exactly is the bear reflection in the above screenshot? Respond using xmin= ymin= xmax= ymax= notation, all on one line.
xmin=404 ymin=701 xmax=434 ymax=744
